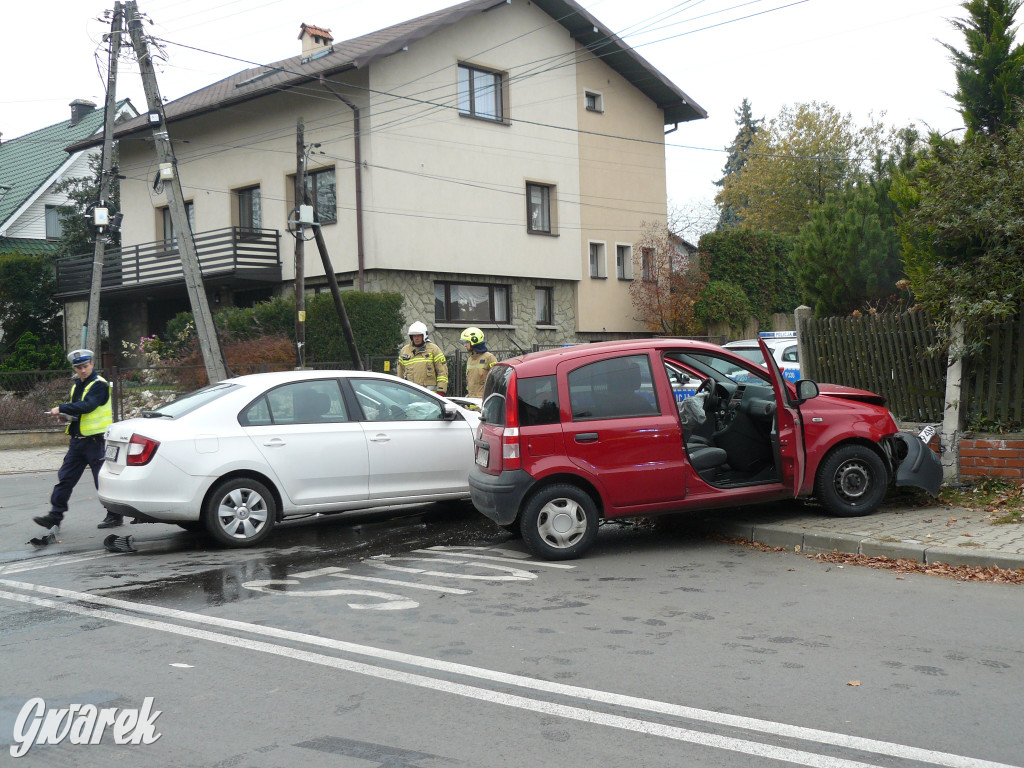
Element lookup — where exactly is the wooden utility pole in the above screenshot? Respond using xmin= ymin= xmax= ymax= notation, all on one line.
xmin=83 ymin=2 xmax=123 ymax=352
xmin=125 ymin=1 xmax=228 ymax=382
xmin=312 ymin=212 xmax=362 ymax=370
xmin=293 ymin=119 xmax=307 ymax=368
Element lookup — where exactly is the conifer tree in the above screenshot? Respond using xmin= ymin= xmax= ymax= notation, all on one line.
xmin=715 ymin=99 xmax=762 ymax=229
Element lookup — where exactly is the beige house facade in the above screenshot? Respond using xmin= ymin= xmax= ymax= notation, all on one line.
xmin=60 ymin=0 xmax=705 ymax=361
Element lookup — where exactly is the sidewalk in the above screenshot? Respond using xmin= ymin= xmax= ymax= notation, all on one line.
xmin=2 ymin=447 xmax=1022 ymax=571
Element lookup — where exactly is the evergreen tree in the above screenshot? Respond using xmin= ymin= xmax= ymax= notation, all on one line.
xmin=942 ymin=0 xmax=1024 ymax=137
xmin=715 ymin=99 xmax=762 ymax=229
xmin=53 ymin=153 xmax=121 ymax=260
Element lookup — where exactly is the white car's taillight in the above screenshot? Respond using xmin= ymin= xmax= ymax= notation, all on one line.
xmin=126 ymin=434 xmax=160 ymax=466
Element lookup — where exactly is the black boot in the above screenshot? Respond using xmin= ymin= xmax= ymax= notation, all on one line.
xmin=33 ymin=513 xmax=62 ymax=528
xmin=97 ymin=512 xmax=124 ymax=529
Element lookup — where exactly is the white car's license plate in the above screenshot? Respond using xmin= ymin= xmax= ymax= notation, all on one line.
xmin=104 ymin=444 xmax=119 ymax=461
xmin=475 ymin=446 xmax=489 ymax=468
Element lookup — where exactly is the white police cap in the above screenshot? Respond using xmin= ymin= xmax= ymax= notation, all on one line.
xmin=67 ymin=349 xmax=94 ymax=366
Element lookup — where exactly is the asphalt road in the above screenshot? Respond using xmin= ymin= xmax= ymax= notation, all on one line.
xmin=1 ymin=472 xmax=1022 ymax=767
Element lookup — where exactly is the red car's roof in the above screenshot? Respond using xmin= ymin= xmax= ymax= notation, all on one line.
xmin=496 ymin=338 xmax=726 ymax=376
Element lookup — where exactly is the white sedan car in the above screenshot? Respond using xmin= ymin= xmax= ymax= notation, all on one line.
xmin=99 ymin=370 xmax=480 ymax=548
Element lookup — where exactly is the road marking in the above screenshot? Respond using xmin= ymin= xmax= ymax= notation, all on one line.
xmin=0 ymin=579 xmax=1015 ymax=768
xmin=424 ymin=545 xmax=534 ymax=559
xmin=325 ymin=572 xmax=472 ymax=595
xmin=0 ymin=551 xmax=120 ymax=574
xmin=367 ymin=557 xmax=537 ymax=581
xmin=238 ymin=581 xmax=418 ymax=610
xmin=0 ymin=587 xmax=915 ymax=768
xmin=413 ymin=548 xmax=575 ymax=569
xmin=292 ymin=567 xmax=348 ymax=579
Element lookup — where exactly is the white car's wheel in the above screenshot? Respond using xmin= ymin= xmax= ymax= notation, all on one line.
xmin=203 ymin=477 xmax=276 ymax=547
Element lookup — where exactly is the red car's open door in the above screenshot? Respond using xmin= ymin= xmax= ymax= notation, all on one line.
xmin=760 ymin=338 xmax=805 ymax=495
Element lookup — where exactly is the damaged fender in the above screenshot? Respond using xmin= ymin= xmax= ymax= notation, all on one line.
xmin=892 ymin=432 xmax=943 ymax=496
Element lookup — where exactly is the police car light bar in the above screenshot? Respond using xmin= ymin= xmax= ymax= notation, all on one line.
xmin=758 ymin=331 xmax=796 ymax=338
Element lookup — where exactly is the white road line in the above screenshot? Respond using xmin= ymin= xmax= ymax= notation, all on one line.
xmin=0 ymin=551 xmax=120 ymax=574
xmin=423 ymin=545 xmax=534 ymax=559
xmin=0 ymin=587 xmax=906 ymax=768
xmin=0 ymin=579 xmax=1014 ymax=768
xmin=413 ymin=549 xmax=575 ymax=568
xmin=367 ymin=557 xmax=537 ymax=581
xmin=292 ymin=567 xmax=348 ymax=579
xmin=327 ymin=572 xmax=472 ymax=595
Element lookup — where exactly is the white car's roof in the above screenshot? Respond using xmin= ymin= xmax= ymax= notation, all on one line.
xmin=218 ymin=368 xmax=395 ymax=388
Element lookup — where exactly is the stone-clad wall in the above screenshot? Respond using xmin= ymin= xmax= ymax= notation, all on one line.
xmin=361 ymin=269 xmax=579 ymax=353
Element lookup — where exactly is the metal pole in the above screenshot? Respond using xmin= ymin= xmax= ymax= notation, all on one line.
xmin=125 ymin=1 xmax=228 ymax=383
xmin=84 ymin=2 xmax=123 ymax=353
xmin=294 ymin=118 xmax=306 ymax=369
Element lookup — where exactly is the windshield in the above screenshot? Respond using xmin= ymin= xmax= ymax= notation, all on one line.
xmin=728 ymin=347 xmax=764 ymax=364
xmin=149 ymin=383 xmax=239 ymax=418
xmin=668 ymin=351 xmax=769 ymax=386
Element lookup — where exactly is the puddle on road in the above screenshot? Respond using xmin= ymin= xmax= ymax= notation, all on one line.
xmin=99 ymin=501 xmax=507 ymax=609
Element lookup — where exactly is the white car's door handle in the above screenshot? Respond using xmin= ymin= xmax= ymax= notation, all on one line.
xmin=263 ymin=438 xmax=286 ymax=447
xmin=369 ymin=434 xmax=391 ymax=443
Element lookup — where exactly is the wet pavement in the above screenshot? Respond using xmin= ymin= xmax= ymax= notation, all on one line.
xmin=2 ymin=446 xmax=1022 ymax=572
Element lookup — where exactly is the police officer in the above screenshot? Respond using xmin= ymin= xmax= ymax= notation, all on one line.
xmin=33 ymin=349 xmax=123 ymax=531
xmin=397 ymin=321 xmax=448 ymax=395
xmin=460 ymin=326 xmax=497 ymax=398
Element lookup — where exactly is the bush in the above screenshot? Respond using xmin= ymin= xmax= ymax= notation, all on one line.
xmin=694 ymin=280 xmax=752 ymax=330
xmin=0 ymin=332 xmax=66 ymax=371
xmin=0 ymin=377 xmax=70 ymax=430
xmin=697 ymin=229 xmax=798 ymax=322
xmin=172 ymin=335 xmax=296 ymax=389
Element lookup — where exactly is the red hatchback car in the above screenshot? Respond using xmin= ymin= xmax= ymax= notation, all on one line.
xmin=469 ymin=338 xmax=941 ymax=560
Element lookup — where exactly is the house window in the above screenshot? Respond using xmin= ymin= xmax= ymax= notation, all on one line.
xmin=435 ymin=282 xmax=509 ymax=323
xmin=304 ymin=168 xmax=336 ymax=225
xmin=527 ymin=183 xmax=554 ymax=234
xmin=161 ymin=202 xmax=195 ymax=245
xmin=641 ymin=247 xmax=655 ymax=282
xmin=535 ymin=287 xmax=553 ymax=325
xmin=584 ymin=91 xmax=603 ymax=112
xmin=44 ymin=205 xmax=65 ymax=240
xmin=616 ymin=244 xmax=633 ymax=280
xmin=235 ymin=185 xmax=262 ymax=234
xmin=458 ymin=64 xmax=504 ymax=121
xmin=589 ymin=242 xmax=606 ymax=278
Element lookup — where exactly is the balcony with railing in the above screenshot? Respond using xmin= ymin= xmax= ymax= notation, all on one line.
xmin=55 ymin=227 xmax=282 ymax=298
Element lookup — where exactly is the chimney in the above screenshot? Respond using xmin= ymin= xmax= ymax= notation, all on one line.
xmin=69 ymin=99 xmax=97 ymax=126
xmin=298 ymin=23 xmax=333 ymax=61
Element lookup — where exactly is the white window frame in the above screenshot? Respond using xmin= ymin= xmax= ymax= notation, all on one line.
xmin=615 ymin=243 xmax=633 ymax=280
xmin=589 ymin=241 xmax=606 ymax=279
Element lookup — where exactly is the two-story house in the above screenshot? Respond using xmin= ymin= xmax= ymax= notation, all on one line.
xmin=61 ymin=0 xmax=705 ymax=358
xmin=1 ymin=99 xmax=136 ymax=259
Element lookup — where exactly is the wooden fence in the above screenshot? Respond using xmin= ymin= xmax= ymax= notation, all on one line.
xmin=800 ymin=312 xmax=946 ymax=423
xmin=964 ymin=315 xmax=1024 ymax=431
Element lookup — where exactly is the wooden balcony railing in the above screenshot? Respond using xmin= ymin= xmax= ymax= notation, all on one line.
xmin=55 ymin=226 xmax=282 ymax=297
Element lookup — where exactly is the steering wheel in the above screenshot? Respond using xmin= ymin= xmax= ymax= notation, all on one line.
xmin=696 ymin=376 xmax=717 ymax=410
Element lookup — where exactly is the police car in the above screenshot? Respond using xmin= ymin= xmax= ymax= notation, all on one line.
xmin=723 ymin=331 xmax=800 ymax=382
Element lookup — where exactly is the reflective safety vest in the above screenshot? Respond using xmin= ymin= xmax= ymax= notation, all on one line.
xmin=68 ymin=376 xmax=113 ymax=436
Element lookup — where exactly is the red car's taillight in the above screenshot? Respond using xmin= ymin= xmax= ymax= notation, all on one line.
xmin=501 ymin=372 xmax=521 ymax=470
xmin=126 ymin=434 xmax=160 ymax=466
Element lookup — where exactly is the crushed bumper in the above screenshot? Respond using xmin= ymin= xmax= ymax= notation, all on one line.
xmin=891 ymin=432 xmax=943 ymax=496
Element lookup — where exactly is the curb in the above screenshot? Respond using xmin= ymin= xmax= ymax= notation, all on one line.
xmin=703 ymin=522 xmax=1024 ymax=572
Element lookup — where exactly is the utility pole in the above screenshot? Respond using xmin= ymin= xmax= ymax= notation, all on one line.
xmin=312 ymin=212 xmax=362 ymax=370
xmin=83 ymin=2 xmax=123 ymax=353
xmin=294 ymin=118 xmax=306 ymax=368
xmin=125 ymin=1 xmax=228 ymax=383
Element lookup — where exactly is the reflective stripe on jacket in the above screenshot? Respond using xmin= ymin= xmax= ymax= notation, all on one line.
xmin=465 ymin=351 xmax=497 ymax=398
xmin=397 ymin=342 xmax=449 ymax=391
xmin=68 ymin=376 xmax=113 ymax=436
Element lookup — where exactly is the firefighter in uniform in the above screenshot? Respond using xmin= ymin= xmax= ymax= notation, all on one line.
xmin=397 ymin=321 xmax=449 ymax=395
xmin=460 ymin=326 xmax=497 ymax=398
xmin=33 ymin=349 xmax=123 ymax=531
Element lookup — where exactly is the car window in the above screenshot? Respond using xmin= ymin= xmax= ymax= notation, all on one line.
xmin=350 ymin=378 xmax=444 ymax=422
xmin=518 ymin=375 xmax=560 ymax=426
xmin=568 ymin=354 xmax=658 ymax=421
xmin=480 ymin=365 xmax=511 ymax=425
xmin=240 ymin=380 xmax=346 ymax=426
xmin=151 ymin=382 xmax=239 ymax=418
xmin=782 ymin=345 xmax=799 ymax=362
xmin=669 ymin=350 xmax=769 ymax=385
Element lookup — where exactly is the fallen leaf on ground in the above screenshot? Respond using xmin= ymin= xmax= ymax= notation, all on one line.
xmin=846 ymin=681 xmax=861 ymax=687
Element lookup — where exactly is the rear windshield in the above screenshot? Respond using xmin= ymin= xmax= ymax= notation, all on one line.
xmin=517 ymin=375 xmax=559 ymax=426
xmin=147 ymin=382 xmax=239 ymax=418
xmin=480 ymin=365 xmax=512 ymax=425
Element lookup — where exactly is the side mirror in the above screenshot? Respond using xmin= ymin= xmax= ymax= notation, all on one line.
xmin=795 ymin=379 xmax=819 ymax=403
xmin=442 ymin=401 xmax=460 ymax=420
